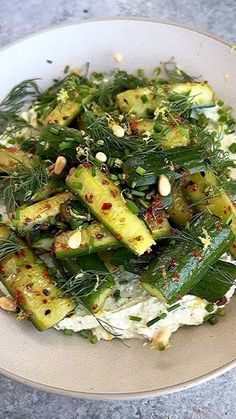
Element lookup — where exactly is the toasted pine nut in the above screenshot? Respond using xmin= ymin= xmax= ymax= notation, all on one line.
xmin=54 ymin=156 xmax=67 ymax=175
xmin=0 ymin=296 xmax=16 ymax=312
xmin=158 ymin=174 xmax=171 ymax=197
xmin=69 ymin=167 xmax=76 ymax=176
xmin=68 ymin=230 xmax=82 ymax=249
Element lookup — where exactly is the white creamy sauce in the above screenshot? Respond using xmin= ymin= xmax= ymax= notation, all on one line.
xmin=56 ymin=276 xmax=235 ymax=345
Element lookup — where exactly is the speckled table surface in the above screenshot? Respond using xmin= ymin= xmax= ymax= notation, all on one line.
xmin=0 ymin=1 xmax=236 ymax=418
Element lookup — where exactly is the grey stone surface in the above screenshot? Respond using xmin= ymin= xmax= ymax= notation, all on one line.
xmin=0 ymin=0 xmax=236 ymax=417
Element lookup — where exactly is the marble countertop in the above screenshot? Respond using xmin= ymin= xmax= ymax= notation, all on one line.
xmin=0 ymin=1 xmax=236 ymax=418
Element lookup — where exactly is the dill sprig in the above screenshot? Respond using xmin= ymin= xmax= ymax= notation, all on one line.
xmin=0 ymin=79 xmax=40 ymax=139
xmin=0 ymin=232 xmax=21 ymax=261
xmin=58 ymin=269 xmax=111 ymax=300
xmin=84 ymin=109 xmax=140 ymax=155
xmin=93 ymin=70 xmax=148 ymax=109
xmin=164 ymin=60 xmax=196 ymax=83
xmin=0 ymin=79 xmax=40 ymax=113
xmin=3 ymin=158 xmax=48 ymax=212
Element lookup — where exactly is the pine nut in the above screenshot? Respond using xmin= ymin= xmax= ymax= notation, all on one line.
xmin=69 ymin=167 xmax=76 ymax=176
xmin=112 ymin=124 xmax=125 ymax=138
xmin=54 ymin=156 xmax=67 ymax=175
xmin=95 ymin=152 xmax=107 ymax=163
xmin=68 ymin=230 xmax=82 ymax=249
xmin=158 ymin=174 xmax=171 ymax=196
xmin=0 ymin=296 xmax=16 ymax=312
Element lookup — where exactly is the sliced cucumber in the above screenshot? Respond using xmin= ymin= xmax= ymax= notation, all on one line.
xmin=166 ymin=183 xmax=193 ymax=228
xmin=13 ymin=192 xmax=73 ymax=233
xmin=66 ymin=163 xmax=155 ymax=255
xmin=140 ymin=214 xmax=234 ymax=304
xmin=0 ymin=226 xmax=76 ymax=331
xmin=169 ymin=82 xmax=215 ymax=107
xmin=116 ymin=87 xmax=158 ymax=117
xmin=54 ymin=222 xmax=120 ymax=259
xmin=0 ymin=147 xmax=31 ymax=171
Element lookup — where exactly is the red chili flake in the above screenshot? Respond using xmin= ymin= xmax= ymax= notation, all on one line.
xmin=224 ymin=209 xmax=227 ymax=215
xmin=82 ymin=162 xmax=93 ymax=169
xmin=95 ymin=233 xmax=104 ymax=240
xmin=61 ymin=243 xmax=69 ymax=250
xmin=129 ymin=118 xmax=139 ymax=134
xmin=135 ymin=236 xmax=142 ymax=241
xmin=80 ymin=243 xmax=88 ymax=249
xmin=172 ymin=273 xmax=180 ymax=282
xmin=102 ymin=202 xmax=112 ymax=210
xmin=232 ymin=243 xmax=236 ymax=249
xmin=191 ymin=249 xmax=203 ymax=261
xmin=116 ymin=234 xmax=123 ymax=241
xmin=216 ymin=296 xmax=228 ymax=306
xmin=85 ymin=193 xmax=94 ymax=203
xmin=17 ymin=249 xmax=25 ymax=258
xmin=171 ymin=258 xmax=178 ymax=266
xmin=191 ymin=184 xmax=199 ymax=192
xmin=50 ymin=244 xmax=56 ymax=253
xmin=228 ymin=205 xmax=232 ymax=211
xmin=216 ymin=222 xmax=223 ymax=232
xmin=34 ymin=291 xmax=41 ymax=296
xmin=170 ymin=123 xmax=176 ymax=129
xmin=157 ymin=218 xmax=164 ymax=224
xmin=15 ymin=290 xmax=25 ymax=306
xmin=43 ymin=272 xmax=50 ymax=280
xmin=45 ymin=203 xmax=52 ymax=210
xmin=24 ymin=217 xmax=32 ymax=223
xmin=25 ymin=264 xmax=32 ymax=270
xmin=43 ymin=299 xmax=48 ymax=304
xmin=102 ymin=179 xmax=110 ymax=185
xmin=110 ymin=190 xmax=118 ymax=197
xmin=175 ymin=295 xmax=182 ymax=301
xmin=0 ymin=264 xmax=5 ymax=275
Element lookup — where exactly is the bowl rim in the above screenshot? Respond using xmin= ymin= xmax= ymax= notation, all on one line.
xmin=0 ymin=16 xmax=235 ymax=400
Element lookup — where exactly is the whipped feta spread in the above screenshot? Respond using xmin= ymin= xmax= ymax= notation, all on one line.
xmin=55 ymin=276 xmax=235 ymax=346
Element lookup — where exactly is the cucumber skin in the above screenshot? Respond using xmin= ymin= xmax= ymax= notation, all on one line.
xmin=0 ymin=226 xmax=76 ymax=331
xmin=54 ymin=223 xmax=121 ymax=259
xmin=140 ymin=215 xmax=234 ymax=304
xmin=123 ymin=146 xmax=207 ymax=187
xmin=66 ymin=164 xmax=155 ymax=255
xmin=191 ymin=260 xmax=236 ymax=302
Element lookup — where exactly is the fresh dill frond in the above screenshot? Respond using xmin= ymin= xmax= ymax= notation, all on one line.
xmin=164 ymin=60 xmax=196 ymax=83
xmin=4 ymin=158 xmax=48 ymax=212
xmin=0 ymin=232 xmax=21 ymax=261
xmin=84 ymin=109 xmax=140 ymax=155
xmin=0 ymin=79 xmax=40 ymax=113
xmin=0 ymin=112 xmax=31 ymax=140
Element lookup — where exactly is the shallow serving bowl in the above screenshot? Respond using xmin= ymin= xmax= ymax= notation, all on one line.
xmin=0 ymin=18 xmax=236 ymax=399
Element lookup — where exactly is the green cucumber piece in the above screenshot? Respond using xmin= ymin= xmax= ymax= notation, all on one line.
xmin=166 ymin=183 xmax=193 ymax=228
xmin=116 ymin=87 xmax=158 ymax=117
xmin=182 ymin=171 xmax=236 ymax=257
xmin=66 ymin=163 xmax=155 ymax=255
xmin=0 ymin=147 xmax=31 ymax=171
xmin=100 ymin=247 xmax=155 ymax=275
xmin=0 ymin=226 xmax=76 ymax=331
xmin=123 ymin=146 xmax=207 ymax=187
xmin=140 ymin=214 xmax=234 ymax=304
xmin=54 ymin=222 xmax=120 ymax=259
xmin=169 ymin=82 xmax=215 ymax=107
xmin=143 ymin=197 xmax=171 ymax=239
xmin=13 ymin=192 xmax=73 ymax=233
xmin=191 ymin=260 xmax=236 ymax=302
xmin=55 ymin=254 xmax=115 ymax=312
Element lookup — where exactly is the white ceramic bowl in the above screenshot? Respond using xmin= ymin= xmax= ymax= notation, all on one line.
xmin=0 ymin=18 xmax=236 ymax=399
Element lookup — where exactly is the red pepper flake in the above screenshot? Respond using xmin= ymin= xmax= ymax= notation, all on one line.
xmin=80 ymin=243 xmax=88 ymax=249
xmin=102 ymin=179 xmax=110 ymax=185
xmin=45 ymin=203 xmax=52 ymax=210
xmin=175 ymin=295 xmax=182 ymax=301
xmin=170 ymin=123 xmax=177 ymax=129
xmin=232 ymin=243 xmax=236 ymax=249
xmin=43 ymin=299 xmax=48 ymax=304
xmin=0 ymin=264 xmax=5 ymax=275
xmin=110 ymin=190 xmax=118 ymax=197
xmin=224 ymin=209 xmax=227 ymax=215
xmin=135 ymin=236 xmax=142 ymax=241
xmin=50 ymin=244 xmax=56 ymax=253
xmin=216 ymin=296 xmax=228 ymax=306
xmin=17 ymin=249 xmax=25 ymax=258
xmin=95 ymin=233 xmax=104 ymax=240
xmin=157 ymin=218 xmax=164 ymax=224
xmin=172 ymin=273 xmax=180 ymax=282
xmin=61 ymin=243 xmax=69 ymax=250
xmin=43 ymin=271 xmax=50 ymax=280
xmin=34 ymin=291 xmax=41 ymax=296
xmin=102 ymin=202 xmax=112 ymax=210
xmin=24 ymin=217 xmax=32 ymax=223
xmin=216 ymin=222 xmax=223 ymax=232
xmin=15 ymin=290 xmax=25 ymax=306
xmin=129 ymin=118 xmax=139 ymax=134
xmin=25 ymin=264 xmax=32 ymax=269
xmin=191 ymin=184 xmax=199 ymax=192
xmin=82 ymin=162 xmax=93 ymax=169
xmin=85 ymin=193 xmax=93 ymax=203
xmin=228 ymin=205 xmax=232 ymax=211
xmin=171 ymin=258 xmax=178 ymax=266
xmin=191 ymin=249 xmax=203 ymax=261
